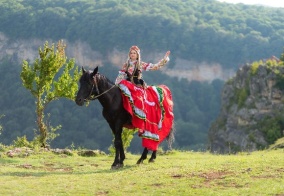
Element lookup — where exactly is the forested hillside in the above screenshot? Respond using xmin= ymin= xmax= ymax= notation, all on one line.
xmin=1 ymin=0 xmax=284 ymax=152
xmin=1 ymin=0 xmax=284 ymax=67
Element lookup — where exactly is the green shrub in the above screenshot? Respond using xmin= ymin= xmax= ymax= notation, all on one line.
xmin=108 ymin=128 xmax=137 ymax=155
xmin=269 ymin=137 xmax=284 ymax=149
xmin=237 ymin=88 xmax=248 ymax=108
xmin=275 ymin=73 xmax=284 ymax=90
xmin=251 ymin=61 xmax=261 ymax=75
xmin=0 ymin=143 xmax=8 ymax=152
xmin=13 ymin=135 xmax=35 ymax=148
xmin=259 ymin=117 xmax=283 ymax=144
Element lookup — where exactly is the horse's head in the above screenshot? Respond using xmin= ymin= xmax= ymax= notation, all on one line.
xmin=75 ymin=66 xmax=98 ymax=106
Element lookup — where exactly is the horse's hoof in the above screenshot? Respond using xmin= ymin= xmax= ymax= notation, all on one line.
xmin=136 ymin=159 xmax=143 ymax=164
xmin=148 ymin=159 xmax=155 ymax=163
xmin=111 ymin=163 xmax=123 ymax=170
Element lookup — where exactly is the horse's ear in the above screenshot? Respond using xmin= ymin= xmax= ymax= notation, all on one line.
xmin=93 ymin=66 xmax=98 ymax=74
xmin=82 ymin=67 xmax=86 ymax=73
xmin=90 ymin=66 xmax=98 ymax=78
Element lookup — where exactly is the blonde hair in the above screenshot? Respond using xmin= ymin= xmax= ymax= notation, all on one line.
xmin=126 ymin=45 xmax=141 ymax=70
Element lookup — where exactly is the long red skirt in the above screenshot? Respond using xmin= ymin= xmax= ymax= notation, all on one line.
xmin=118 ymin=80 xmax=174 ymax=151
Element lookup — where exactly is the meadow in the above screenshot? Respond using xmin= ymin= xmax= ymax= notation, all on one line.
xmin=0 ymin=148 xmax=283 ymax=195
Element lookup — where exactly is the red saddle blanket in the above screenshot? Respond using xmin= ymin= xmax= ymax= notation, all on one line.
xmin=118 ymin=80 xmax=174 ymax=151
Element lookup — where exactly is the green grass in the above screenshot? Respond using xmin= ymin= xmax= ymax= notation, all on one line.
xmin=0 ymin=149 xmax=283 ymax=195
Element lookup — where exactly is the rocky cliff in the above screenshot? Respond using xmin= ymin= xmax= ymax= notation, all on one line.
xmin=208 ymin=60 xmax=284 ymax=153
xmin=0 ymin=32 xmax=234 ymax=82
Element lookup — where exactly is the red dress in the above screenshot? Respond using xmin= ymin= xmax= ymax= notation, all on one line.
xmin=118 ymin=80 xmax=174 ymax=151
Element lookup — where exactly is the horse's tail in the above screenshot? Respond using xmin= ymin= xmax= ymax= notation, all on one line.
xmin=166 ymin=121 xmax=175 ymax=150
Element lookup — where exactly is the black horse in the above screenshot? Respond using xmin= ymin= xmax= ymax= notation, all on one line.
xmin=75 ymin=66 xmax=174 ymax=169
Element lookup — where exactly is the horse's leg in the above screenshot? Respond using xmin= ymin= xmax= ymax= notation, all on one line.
xmin=149 ymin=150 xmax=157 ymax=163
xmin=111 ymin=128 xmax=124 ymax=169
xmin=119 ymin=134 xmax=125 ymax=165
xmin=137 ymin=148 xmax=148 ymax=164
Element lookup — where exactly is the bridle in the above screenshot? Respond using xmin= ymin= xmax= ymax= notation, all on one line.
xmin=85 ymin=73 xmax=116 ymax=101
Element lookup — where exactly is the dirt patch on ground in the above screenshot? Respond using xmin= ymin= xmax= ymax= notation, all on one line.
xmin=171 ymin=170 xmax=239 ymax=188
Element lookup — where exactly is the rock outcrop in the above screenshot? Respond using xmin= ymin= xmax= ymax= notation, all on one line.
xmin=0 ymin=32 xmax=234 ymax=82
xmin=209 ymin=61 xmax=284 ymax=153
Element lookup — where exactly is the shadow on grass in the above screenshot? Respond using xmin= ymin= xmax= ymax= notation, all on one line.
xmin=0 ymin=163 xmax=140 ymax=177
xmin=0 ymin=159 xmax=21 ymax=164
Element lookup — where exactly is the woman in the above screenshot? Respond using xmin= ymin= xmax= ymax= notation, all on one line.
xmin=115 ymin=45 xmax=173 ymax=152
xmin=115 ymin=45 xmax=171 ymax=86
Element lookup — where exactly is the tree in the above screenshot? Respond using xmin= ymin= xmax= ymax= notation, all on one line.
xmin=20 ymin=40 xmax=80 ymax=147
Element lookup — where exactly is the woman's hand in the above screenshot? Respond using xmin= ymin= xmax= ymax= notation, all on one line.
xmin=165 ymin=51 xmax=171 ymax=58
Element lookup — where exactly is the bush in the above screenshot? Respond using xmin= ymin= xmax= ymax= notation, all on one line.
xmin=13 ymin=135 xmax=36 ymax=148
xmin=108 ymin=128 xmax=137 ymax=155
xmin=251 ymin=61 xmax=261 ymax=75
xmin=259 ymin=117 xmax=282 ymax=144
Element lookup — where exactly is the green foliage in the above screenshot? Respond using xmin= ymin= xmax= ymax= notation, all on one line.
xmin=226 ymin=142 xmax=241 ymax=154
xmin=210 ymin=117 xmax=226 ymax=132
xmin=266 ymin=59 xmax=279 ymax=68
xmin=21 ymin=41 xmax=80 ymax=102
xmin=0 ymin=114 xmax=4 ymax=136
xmin=121 ymin=128 xmax=137 ymax=152
xmin=232 ymin=84 xmax=250 ymax=109
xmin=249 ymin=57 xmax=282 ymax=76
xmin=275 ymin=74 xmax=284 ymax=90
xmin=20 ymin=40 xmax=80 ymax=147
xmin=250 ymin=61 xmax=261 ymax=75
xmin=269 ymin=137 xmax=284 ymax=149
xmin=1 ymin=0 xmax=284 ymax=68
xmin=280 ymin=48 xmax=284 ymax=62
xmin=12 ymin=135 xmax=34 ymax=148
xmin=263 ymin=56 xmax=284 ymax=90
xmin=108 ymin=128 xmax=137 ymax=155
xmin=32 ymin=115 xmax=62 ymax=148
xmin=45 ymin=113 xmax=62 ymax=145
xmin=0 ymin=143 xmax=8 ymax=152
xmin=237 ymin=87 xmax=249 ymax=108
xmin=259 ymin=116 xmax=283 ymax=144
xmin=225 ymin=78 xmax=234 ymax=85
xmin=107 ymin=144 xmax=115 ymax=155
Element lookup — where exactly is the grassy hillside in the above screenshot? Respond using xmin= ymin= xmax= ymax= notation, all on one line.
xmin=0 ymin=147 xmax=283 ymax=195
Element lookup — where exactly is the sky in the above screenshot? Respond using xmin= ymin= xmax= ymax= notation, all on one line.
xmin=217 ymin=0 xmax=284 ymax=8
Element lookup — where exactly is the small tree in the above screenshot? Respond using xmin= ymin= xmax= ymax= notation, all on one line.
xmin=20 ymin=40 xmax=80 ymax=147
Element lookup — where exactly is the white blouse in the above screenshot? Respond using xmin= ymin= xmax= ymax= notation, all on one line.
xmin=115 ymin=56 xmax=170 ymax=85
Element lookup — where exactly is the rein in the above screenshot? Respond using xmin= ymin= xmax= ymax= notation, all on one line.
xmin=85 ymin=73 xmax=116 ymax=101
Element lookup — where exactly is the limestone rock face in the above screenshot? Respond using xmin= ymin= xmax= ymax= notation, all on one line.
xmin=208 ymin=63 xmax=284 ymax=153
xmin=0 ymin=32 xmax=235 ymax=82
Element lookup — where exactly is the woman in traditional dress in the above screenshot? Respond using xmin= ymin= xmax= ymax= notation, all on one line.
xmin=115 ymin=45 xmax=170 ymax=86
xmin=114 ymin=46 xmax=173 ymax=152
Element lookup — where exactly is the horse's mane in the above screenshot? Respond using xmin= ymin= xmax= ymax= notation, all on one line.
xmin=97 ymin=72 xmax=115 ymax=85
xmin=83 ymin=70 xmax=115 ymax=85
